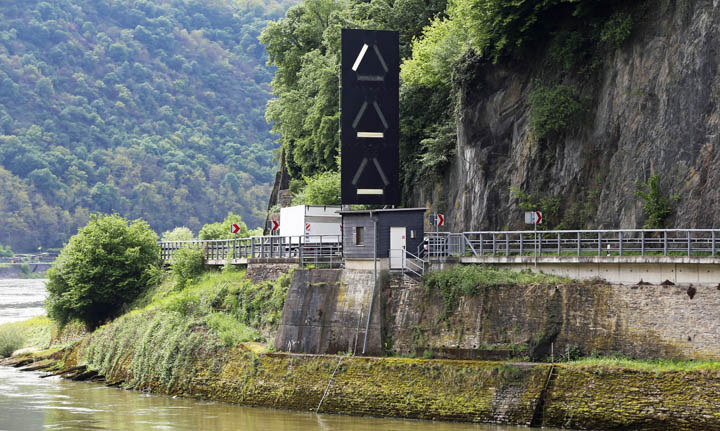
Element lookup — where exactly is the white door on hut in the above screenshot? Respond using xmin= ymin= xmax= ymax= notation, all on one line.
xmin=390 ymin=226 xmax=406 ymax=270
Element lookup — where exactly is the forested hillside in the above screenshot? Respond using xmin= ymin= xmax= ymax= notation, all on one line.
xmin=0 ymin=0 xmax=290 ymax=252
xmin=266 ymin=0 xmax=720 ymax=230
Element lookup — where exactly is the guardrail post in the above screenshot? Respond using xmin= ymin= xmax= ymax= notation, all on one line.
xmin=688 ymin=231 xmax=691 ymax=257
xmin=506 ymin=234 xmax=509 ymax=257
xmin=557 ymin=233 xmax=561 ymax=257
xmin=577 ymin=232 xmax=581 ymax=257
xmin=663 ymin=231 xmax=668 ymax=256
xmin=492 ymin=233 xmax=496 ymax=256
xmin=619 ymin=232 xmax=623 ymax=256
xmin=479 ymin=233 xmax=483 ymax=256
xmin=299 ymin=236 xmax=304 ymax=267
xmin=597 ymin=232 xmax=601 ymax=257
xmin=251 ymin=238 xmax=255 ymax=259
xmin=519 ymin=233 xmax=523 ymax=256
xmin=641 ymin=231 xmax=645 ymax=257
xmin=538 ymin=232 xmax=542 ymax=256
xmin=713 ymin=231 xmax=716 ymax=257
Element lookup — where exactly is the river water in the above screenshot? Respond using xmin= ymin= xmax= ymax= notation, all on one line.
xmin=0 ymin=279 xmax=552 ymax=431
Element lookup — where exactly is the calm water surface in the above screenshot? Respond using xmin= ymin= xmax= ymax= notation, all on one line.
xmin=0 ymin=279 xmax=556 ymax=431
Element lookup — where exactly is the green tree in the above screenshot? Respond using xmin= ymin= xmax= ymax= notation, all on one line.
xmin=0 ymin=244 xmax=12 ymax=257
xmin=171 ymin=246 xmax=205 ymax=290
xmin=635 ymin=174 xmax=678 ymax=229
xmin=198 ymin=212 xmax=251 ymax=240
xmin=292 ymin=170 xmax=341 ymax=205
xmin=161 ymin=226 xmax=194 ymax=242
xmin=45 ymin=214 xmax=161 ymax=327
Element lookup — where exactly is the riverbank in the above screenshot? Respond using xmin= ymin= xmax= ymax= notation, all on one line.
xmin=5 ymin=341 xmax=720 ymax=430
xmin=0 ymin=263 xmax=50 ymax=279
xmin=3 ymin=268 xmax=720 ymax=430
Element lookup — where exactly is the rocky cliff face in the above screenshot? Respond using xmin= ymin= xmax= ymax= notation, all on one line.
xmin=423 ymin=0 xmax=720 ymax=231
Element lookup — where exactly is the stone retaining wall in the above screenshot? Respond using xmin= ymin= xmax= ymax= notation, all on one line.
xmin=385 ymin=277 xmax=720 ymax=360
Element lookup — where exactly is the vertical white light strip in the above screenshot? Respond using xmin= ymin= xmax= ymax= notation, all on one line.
xmin=352 ymin=44 xmax=369 ymax=72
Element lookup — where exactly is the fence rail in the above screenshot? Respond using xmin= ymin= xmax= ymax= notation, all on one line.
xmin=425 ymin=229 xmax=720 ymax=258
xmin=159 ymin=229 xmax=720 ymax=270
xmin=160 ymin=235 xmax=342 ymax=268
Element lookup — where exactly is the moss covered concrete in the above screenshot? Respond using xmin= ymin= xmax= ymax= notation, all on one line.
xmin=543 ymin=364 xmax=720 ymax=430
xmin=8 ymin=323 xmax=720 ymax=430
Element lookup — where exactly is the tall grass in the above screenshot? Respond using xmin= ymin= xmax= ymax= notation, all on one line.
xmin=84 ymin=268 xmax=293 ymax=390
xmin=0 ymin=326 xmax=24 ymax=357
xmin=0 ymin=316 xmax=55 ymax=357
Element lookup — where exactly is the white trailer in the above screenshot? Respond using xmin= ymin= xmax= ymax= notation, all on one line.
xmin=279 ymin=205 xmax=342 ymax=243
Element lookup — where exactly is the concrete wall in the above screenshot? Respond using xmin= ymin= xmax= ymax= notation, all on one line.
xmin=457 ymin=256 xmax=720 ymax=286
xmin=274 ymin=269 xmax=384 ymax=355
xmin=385 ymin=275 xmax=720 ymax=360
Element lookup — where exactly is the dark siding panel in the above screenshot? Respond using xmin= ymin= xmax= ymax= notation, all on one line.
xmin=342 ymin=210 xmax=425 ymax=259
xmin=342 ymin=214 xmax=375 ymax=259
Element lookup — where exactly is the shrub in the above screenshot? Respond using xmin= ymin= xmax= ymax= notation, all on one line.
xmin=0 ymin=326 xmax=24 ymax=357
xmin=418 ymin=120 xmax=457 ymax=178
xmin=292 ymin=170 xmax=340 ymax=206
xmin=171 ymin=246 xmax=206 ymax=290
xmin=205 ymin=312 xmax=261 ymax=346
xmin=529 ymin=84 xmax=583 ymax=139
xmin=45 ymin=214 xmax=161 ymax=328
xmin=0 ymin=244 xmax=12 ymax=257
xmin=635 ymin=174 xmax=679 ymax=229
xmin=601 ymin=12 xmax=632 ymax=48
xmin=198 ymin=212 xmax=251 ymax=240
xmin=161 ymin=227 xmax=194 ymax=242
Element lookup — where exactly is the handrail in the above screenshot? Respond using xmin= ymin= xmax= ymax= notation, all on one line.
xmin=425 ymin=229 xmax=720 ymax=259
xmin=159 ymin=234 xmax=342 ymax=268
xmin=159 ymin=229 xmax=720 ymax=269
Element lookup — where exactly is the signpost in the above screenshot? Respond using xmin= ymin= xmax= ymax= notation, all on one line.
xmin=524 ymin=211 xmax=542 ymax=267
xmin=341 ymin=29 xmax=400 ymax=204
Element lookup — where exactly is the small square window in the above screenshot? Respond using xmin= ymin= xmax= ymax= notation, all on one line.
xmin=355 ymin=226 xmax=365 ymax=246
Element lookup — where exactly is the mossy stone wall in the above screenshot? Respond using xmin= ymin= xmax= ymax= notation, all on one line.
xmin=386 ymin=277 xmax=720 ymax=360
xmin=544 ymin=365 xmax=720 ymax=430
xmin=63 ymin=307 xmax=720 ymax=430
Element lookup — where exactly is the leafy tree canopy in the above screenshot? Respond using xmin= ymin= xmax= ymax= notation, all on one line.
xmin=292 ymin=170 xmax=340 ymax=205
xmin=0 ymin=0 xmax=295 ymax=252
xmin=161 ymin=226 xmax=194 ymax=242
xmin=45 ymin=214 xmax=160 ymax=327
xmin=198 ymin=212 xmax=259 ymax=240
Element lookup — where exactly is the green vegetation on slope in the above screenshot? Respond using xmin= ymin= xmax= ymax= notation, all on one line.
xmin=262 ymin=0 xmax=643 ymax=213
xmin=0 ymin=0 xmax=293 ymax=252
xmin=84 ymin=268 xmax=292 ymax=392
xmin=260 ymin=0 xmax=448 ymax=192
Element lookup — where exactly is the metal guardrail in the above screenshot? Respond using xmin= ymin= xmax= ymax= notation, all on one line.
xmin=159 ymin=229 xmax=720 ymax=272
xmin=159 ymin=235 xmax=342 ymax=268
xmin=389 ymin=248 xmax=426 ymax=277
xmin=424 ymin=229 xmax=720 ymax=258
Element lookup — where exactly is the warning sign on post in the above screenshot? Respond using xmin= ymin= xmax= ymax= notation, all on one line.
xmin=524 ymin=211 xmax=542 ymax=225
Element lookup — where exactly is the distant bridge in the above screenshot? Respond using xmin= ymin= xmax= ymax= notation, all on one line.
xmin=159 ymin=229 xmax=720 ymax=285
